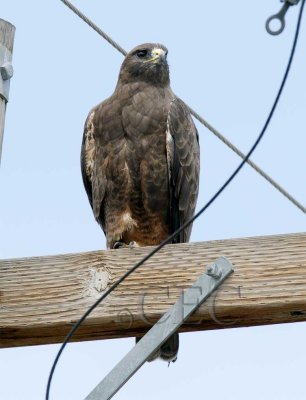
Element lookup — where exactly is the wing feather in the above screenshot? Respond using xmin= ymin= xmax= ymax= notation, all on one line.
xmin=80 ymin=108 xmax=107 ymax=230
xmin=166 ymin=98 xmax=200 ymax=243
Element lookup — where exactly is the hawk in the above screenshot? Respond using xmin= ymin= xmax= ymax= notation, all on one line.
xmin=81 ymin=43 xmax=200 ymax=362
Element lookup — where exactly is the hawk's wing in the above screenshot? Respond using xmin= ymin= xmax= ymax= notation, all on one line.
xmin=167 ymin=98 xmax=200 ymax=243
xmin=81 ymin=108 xmax=107 ymax=232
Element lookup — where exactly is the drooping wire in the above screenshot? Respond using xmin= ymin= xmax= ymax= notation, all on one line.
xmin=59 ymin=0 xmax=306 ymax=214
xmin=46 ymin=1 xmax=305 ymax=398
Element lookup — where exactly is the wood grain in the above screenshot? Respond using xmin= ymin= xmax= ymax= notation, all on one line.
xmin=0 ymin=233 xmax=305 ymax=348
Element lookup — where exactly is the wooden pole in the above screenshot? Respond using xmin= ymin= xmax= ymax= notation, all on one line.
xmin=0 ymin=18 xmax=15 ymax=164
xmin=0 ymin=232 xmax=305 ymax=348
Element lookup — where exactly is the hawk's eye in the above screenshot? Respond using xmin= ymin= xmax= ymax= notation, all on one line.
xmin=136 ymin=49 xmax=148 ymax=58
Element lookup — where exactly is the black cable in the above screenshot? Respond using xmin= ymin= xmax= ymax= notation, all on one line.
xmin=46 ymin=1 xmax=305 ymax=398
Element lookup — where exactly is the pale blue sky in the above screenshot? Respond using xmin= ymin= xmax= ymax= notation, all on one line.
xmin=0 ymin=1 xmax=305 ymax=399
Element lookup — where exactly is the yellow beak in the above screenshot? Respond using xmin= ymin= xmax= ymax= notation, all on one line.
xmin=144 ymin=48 xmax=166 ymax=63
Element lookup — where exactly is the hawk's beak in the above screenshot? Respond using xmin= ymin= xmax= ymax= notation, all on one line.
xmin=152 ymin=48 xmax=166 ymax=60
xmin=145 ymin=48 xmax=167 ymax=63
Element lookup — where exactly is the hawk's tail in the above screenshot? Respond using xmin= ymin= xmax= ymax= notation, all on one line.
xmin=135 ymin=332 xmax=179 ymax=363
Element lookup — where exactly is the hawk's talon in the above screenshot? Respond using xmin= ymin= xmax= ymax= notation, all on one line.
xmin=129 ymin=241 xmax=139 ymax=249
xmin=113 ymin=241 xmax=126 ymax=249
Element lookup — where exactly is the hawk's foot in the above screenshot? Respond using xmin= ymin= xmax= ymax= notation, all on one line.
xmin=129 ymin=241 xmax=140 ymax=249
xmin=113 ymin=241 xmax=128 ymax=249
xmin=113 ymin=241 xmax=140 ymax=249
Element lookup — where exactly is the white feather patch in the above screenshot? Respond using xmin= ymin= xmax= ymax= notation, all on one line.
xmin=84 ymin=110 xmax=95 ymax=181
xmin=165 ymin=112 xmax=173 ymax=181
xmin=121 ymin=212 xmax=138 ymax=231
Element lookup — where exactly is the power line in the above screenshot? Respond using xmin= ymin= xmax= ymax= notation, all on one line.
xmin=46 ymin=1 xmax=305 ymax=399
xmin=60 ymin=0 xmax=127 ymax=56
xmin=59 ymin=0 xmax=305 ymax=214
xmin=185 ymin=104 xmax=306 ymax=213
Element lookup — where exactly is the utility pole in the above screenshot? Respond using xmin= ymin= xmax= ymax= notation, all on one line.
xmin=0 ymin=232 xmax=305 ymax=348
xmin=0 ymin=18 xmax=15 ymax=164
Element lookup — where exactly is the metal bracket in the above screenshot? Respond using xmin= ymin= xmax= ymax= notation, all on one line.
xmin=84 ymin=256 xmax=234 ymax=400
xmin=266 ymin=0 xmax=300 ymax=35
xmin=0 ymin=44 xmax=14 ymax=102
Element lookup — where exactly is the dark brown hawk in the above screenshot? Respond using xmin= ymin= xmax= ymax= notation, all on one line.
xmin=81 ymin=43 xmax=200 ymax=362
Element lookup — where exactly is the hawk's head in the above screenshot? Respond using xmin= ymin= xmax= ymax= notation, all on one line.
xmin=118 ymin=43 xmax=170 ymax=86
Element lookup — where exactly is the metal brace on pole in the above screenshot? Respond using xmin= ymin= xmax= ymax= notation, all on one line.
xmin=0 ymin=18 xmax=15 ymax=164
xmin=84 ymin=256 xmax=234 ymax=400
xmin=0 ymin=44 xmax=13 ymax=102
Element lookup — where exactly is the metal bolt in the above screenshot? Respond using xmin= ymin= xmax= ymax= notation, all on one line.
xmin=206 ymin=263 xmax=222 ymax=279
xmin=1 ymin=62 xmax=14 ymax=80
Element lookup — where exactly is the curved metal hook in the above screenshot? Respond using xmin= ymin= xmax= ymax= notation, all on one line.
xmin=266 ymin=0 xmax=300 ymax=35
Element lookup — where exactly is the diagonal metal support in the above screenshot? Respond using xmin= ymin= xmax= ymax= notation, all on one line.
xmin=84 ymin=256 xmax=234 ymax=400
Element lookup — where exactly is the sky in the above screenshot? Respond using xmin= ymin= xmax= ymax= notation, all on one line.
xmin=0 ymin=0 xmax=305 ymax=399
